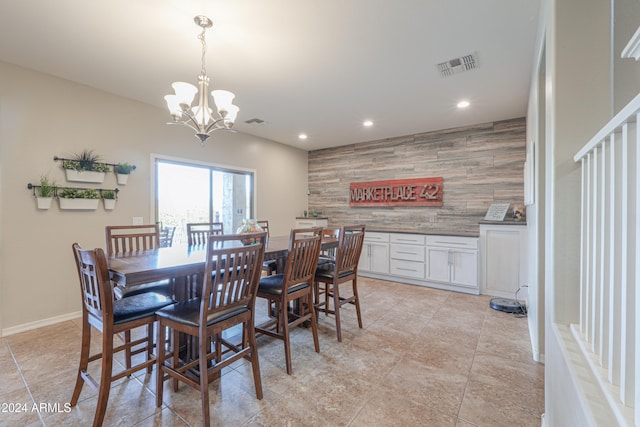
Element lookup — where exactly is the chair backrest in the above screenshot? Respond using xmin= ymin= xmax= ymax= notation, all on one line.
xmin=283 ymin=227 xmax=323 ymax=290
xmin=72 ymin=243 xmax=114 ymax=325
xmin=320 ymin=227 xmax=341 ymax=259
xmin=336 ymin=225 xmax=366 ymax=273
xmin=256 ymin=220 xmax=269 ymax=237
xmin=159 ymin=226 xmax=176 ymax=248
xmin=187 ymin=222 xmax=224 ymax=246
xmin=201 ymin=232 xmax=267 ymax=322
xmin=105 ymin=224 xmax=160 ymax=256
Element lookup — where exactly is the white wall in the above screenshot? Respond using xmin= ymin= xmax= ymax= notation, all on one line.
xmin=0 ymin=61 xmax=309 ymax=334
xmin=532 ymin=0 xmax=612 ymax=424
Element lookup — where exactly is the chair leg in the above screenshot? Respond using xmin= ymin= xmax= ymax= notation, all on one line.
xmin=246 ymin=320 xmax=263 ymax=399
xmin=199 ymin=333 xmax=211 ymax=426
xmin=353 ymin=278 xmax=363 ymax=329
xmin=281 ymin=300 xmax=293 ymax=375
xmin=147 ymin=323 xmax=154 ymax=373
xmin=94 ymin=332 xmax=114 ymax=427
xmin=156 ymin=322 xmax=166 ymax=408
xmin=333 ymin=281 xmax=343 ymax=342
xmin=70 ymin=316 xmax=91 ymax=406
xmin=309 ymin=293 xmax=320 ymax=352
xmin=124 ymin=330 xmax=132 ymax=370
xmin=172 ymin=329 xmax=180 ymax=392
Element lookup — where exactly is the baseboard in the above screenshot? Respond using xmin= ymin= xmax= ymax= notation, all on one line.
xmin=1 ymin=311 xmax=81 ymax=337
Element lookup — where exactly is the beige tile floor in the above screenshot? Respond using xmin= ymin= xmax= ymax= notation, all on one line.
xmin=0 ymin=277 xmax=543 ymax=426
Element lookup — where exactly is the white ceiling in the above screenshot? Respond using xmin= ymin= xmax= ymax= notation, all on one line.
xmin=0 ymin=0 xmax=540 ymax=151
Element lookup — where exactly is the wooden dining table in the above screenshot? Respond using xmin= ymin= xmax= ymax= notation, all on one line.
xmin=108 ymin=234 xmax=337 ymax=292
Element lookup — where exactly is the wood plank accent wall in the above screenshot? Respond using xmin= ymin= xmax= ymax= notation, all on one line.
xmin=307 ymin=118 xmax=526 ymax=236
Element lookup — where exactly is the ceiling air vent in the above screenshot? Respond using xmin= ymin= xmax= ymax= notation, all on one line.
xmin=244 ymin=118 xmax=265 ymax=124
xmin=437 ymin=53 xmax=477 ymax=77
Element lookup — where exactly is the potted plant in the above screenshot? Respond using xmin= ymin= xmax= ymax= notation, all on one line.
xmin=58 ymin=188 xmax=101 ymax=210
xmin=114 ymin=162 xmax=135 ymax=185
xmin=36 ymin=174 xmax=56 ymax=210
xmin=101 ymin=189 xmax=117 ymax=210
xmin=62 ymin=150 xmax=110 ymax=183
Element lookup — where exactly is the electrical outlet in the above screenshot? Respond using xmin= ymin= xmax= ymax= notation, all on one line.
xmin=429 ymin=216 xmax=436 ymax=223
xmin=132 ymin=216 xmax=143 ymax=225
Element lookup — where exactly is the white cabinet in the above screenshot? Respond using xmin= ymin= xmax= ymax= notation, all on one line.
xmin=479 ymin=223 xmax=528 ymax=298
xmin=359 ymin=232 xmax=389 ymax=274
xmin=426 ymin=235 xmax=479 ymax=293
xmin=390 ymin=234 xmax=425 ymax=279
xmin=294 ymin=217 xmax=328 ymax=228
xmin=357 ymin=232 xmax=479 ymax=295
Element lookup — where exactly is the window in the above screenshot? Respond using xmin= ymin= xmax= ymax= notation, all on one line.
xmin=154 ymin=157 xmax=254 ymax=245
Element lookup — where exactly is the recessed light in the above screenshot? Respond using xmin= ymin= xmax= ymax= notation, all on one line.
xmin=298 ymin=133 xmax=308 ymax=140
xmin=457 ymin=100 xmax=470 ymax=109
xmin=363 ymin=120 xmax=373 ymax=127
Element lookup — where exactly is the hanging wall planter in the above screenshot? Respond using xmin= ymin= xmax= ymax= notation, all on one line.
xmin=114 ymin=163 xmax=135 ymax=185
xmin=33 ymin=174 xmax=56 ymax=210
xmin=65 ymin=169 xmax=107 ymax=183
xmin=58 ymin=188 xmax=100 ymax=210
xmin=36 ymin=197 xmax=53 ymax=210
xmin=101 ymin=189 xmax=118 ymax=210
xmin=58 ymin=150 xmax=110 ymax=184
xmin=103 ymin=199 xmax=117 ymax=210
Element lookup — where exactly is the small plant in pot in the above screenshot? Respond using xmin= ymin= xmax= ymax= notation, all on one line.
xmin=36 ymin=174 xmax=56 ymax=210
xmin=101 ymin=189 xmax=117 ymax=210
xmin=62 ymin=149 xmax=110 ymax=183
xmin=114 ymin=163 xmax=135 ymax=185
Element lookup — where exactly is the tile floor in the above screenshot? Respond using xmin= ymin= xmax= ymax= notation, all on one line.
xmin=0 ymin=277 xmax=543 ymax=426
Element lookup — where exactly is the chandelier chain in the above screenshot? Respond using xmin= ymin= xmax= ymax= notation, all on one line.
xmin=199 ymin=26 xmax=207 ymax=77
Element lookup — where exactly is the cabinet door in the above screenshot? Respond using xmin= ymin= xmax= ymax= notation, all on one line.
xmin=359 ymin=243 xmax=371 ymax=272
xmin=369 ymin=242 xmax=389 ymax=274
xmin=450 ymin=249 xmax=478 ymax=287
xmin=426 ymin=247 xmax=450 ymax=282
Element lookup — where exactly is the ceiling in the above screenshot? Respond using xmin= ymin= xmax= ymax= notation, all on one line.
xmin=0 ymin=0 xmax=540 ymax=151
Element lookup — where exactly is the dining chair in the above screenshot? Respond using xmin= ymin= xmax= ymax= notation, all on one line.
xmin=186 ymin=222 xmax=224 ymax=246
xmin=255 ymin=227 xmax=323 ymax=374
xmin=155 ymin=232 xmax=266 ymax=426
xmin=70 ymin=243 xmax=173 ymax=427
xmin=105 ymin=224 xmax=172 ymax=299
xmin=314 ymin=225 xmax=366 ymax=342
xmin=159 ymin=225 xmax=176 ymax=248
xmin=317 ymin=227 xmax=341 ymax=266
xmin=257 ymin=220 xmax=277 ymax=275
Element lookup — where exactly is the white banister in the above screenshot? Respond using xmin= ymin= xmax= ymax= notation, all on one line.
xmin=575 ymin=96 xmax=640 ymax=426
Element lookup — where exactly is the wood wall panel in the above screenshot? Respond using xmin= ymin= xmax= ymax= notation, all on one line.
xmin=307 ymin=118 xmax=526 ymax=236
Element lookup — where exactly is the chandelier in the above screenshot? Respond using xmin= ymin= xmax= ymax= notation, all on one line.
xmin=164 ymin=15 xmax=239 ymax=144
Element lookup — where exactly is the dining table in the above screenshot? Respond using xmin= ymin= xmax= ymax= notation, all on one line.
xmin=108 ymin=234 xmax=338 ymax=295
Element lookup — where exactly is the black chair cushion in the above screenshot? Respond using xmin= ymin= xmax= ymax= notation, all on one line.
xmin=316 ymin=256 xmax=334 ymax=267
xmin=258 ymin=274 xmax=309 ymax=295
xmin=314 ymin=263 xmax=355 ymax=280
xmin=113 ymin=292 xmax=174 ymax=325
xmin=155 ymin=298 xmax=249 ymax=328
xmin=114 ymin=279 xmax=172 ymax=299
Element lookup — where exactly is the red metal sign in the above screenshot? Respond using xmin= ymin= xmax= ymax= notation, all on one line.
xmin=349 ymin=177 xmax=443 ymax=207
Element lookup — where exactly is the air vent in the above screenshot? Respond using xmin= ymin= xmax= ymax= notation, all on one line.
xmin=437 ymin=53 xmax=477 ymax=77
xmin=244 ymin=118 xmax=265 ymax=124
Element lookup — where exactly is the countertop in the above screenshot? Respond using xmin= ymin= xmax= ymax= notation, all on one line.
xmin=479 ymin=219 xmax=527 ymax=226
xmin=364 ymin=228 xmax=479 ymax=238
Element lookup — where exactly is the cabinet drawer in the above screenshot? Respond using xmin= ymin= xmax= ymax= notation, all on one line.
xmin=364 ymin=232 xmax=390 ymax=243
xmin=390 ymin=259 xmax=425 ymax=279
xmin=390 ymin=233 xmax=425 ymax=245
xmin=426 ymin=235 xmax=477 ymax=250
xmin=390 ymin=243 xmax=425 ymax=262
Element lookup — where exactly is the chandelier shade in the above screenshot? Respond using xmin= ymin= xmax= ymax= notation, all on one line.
xmin=165 ymin=16 xmax=239 ymax=144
